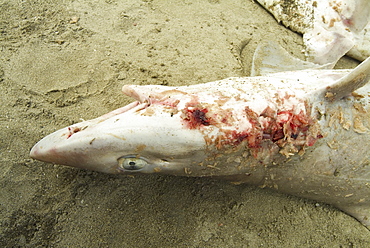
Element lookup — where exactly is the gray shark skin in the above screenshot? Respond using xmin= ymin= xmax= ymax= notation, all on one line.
xmin=30 ymin=58 xmax=370 ymax=228
xmin=256 ymin=0 xmax=370 ymax=64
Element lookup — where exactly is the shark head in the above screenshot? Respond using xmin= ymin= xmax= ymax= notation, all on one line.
xmin=30 ymin=85 xmax=210 ymax=175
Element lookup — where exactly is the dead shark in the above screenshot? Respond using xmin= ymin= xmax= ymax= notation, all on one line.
xmin=30 ymin=57 xmax=370 ymax=228
xmin=256 ymin=0 xmax=370 ymax=64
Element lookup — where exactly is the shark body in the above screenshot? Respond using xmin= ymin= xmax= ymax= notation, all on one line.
xmin=31 ymin=58 xmax=370 ymax=228
xmin=256 ymin=0 xmax=370 ymax=64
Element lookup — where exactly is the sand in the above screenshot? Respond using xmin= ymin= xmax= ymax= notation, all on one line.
xmin=1 ymin=0 xmax=369 ymax=247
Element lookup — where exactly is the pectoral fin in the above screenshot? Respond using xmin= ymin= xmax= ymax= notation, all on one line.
xmin=251 ymin=43 xmax=333 ymax=76
xmin=323 ymin=57 xmax=370 ymax=101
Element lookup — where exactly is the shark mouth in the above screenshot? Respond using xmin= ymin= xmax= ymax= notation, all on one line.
xmin=30 ymin=86 xmax=150 ymax=162
xmin=60 ymin=84 xmax=170 ymax=140
xmin=88 ymin=84 xmax=158 ymax=125
xmin=64 ymin=100 xmax=148 ymax=140
xmin=47 ymin=86 xmax=154 ymax=142
xmin=40 ymin=83 xmax=172 ymax=144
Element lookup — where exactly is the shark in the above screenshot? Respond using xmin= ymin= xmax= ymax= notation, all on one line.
xmin=30 ymin=57 xmax=370 ymax=228
xmin=256 ymin=0 xmax=370 ymax=65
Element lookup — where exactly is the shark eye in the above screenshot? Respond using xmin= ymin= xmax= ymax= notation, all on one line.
xmin=118 ymin=156 xmax=148 ymax=171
